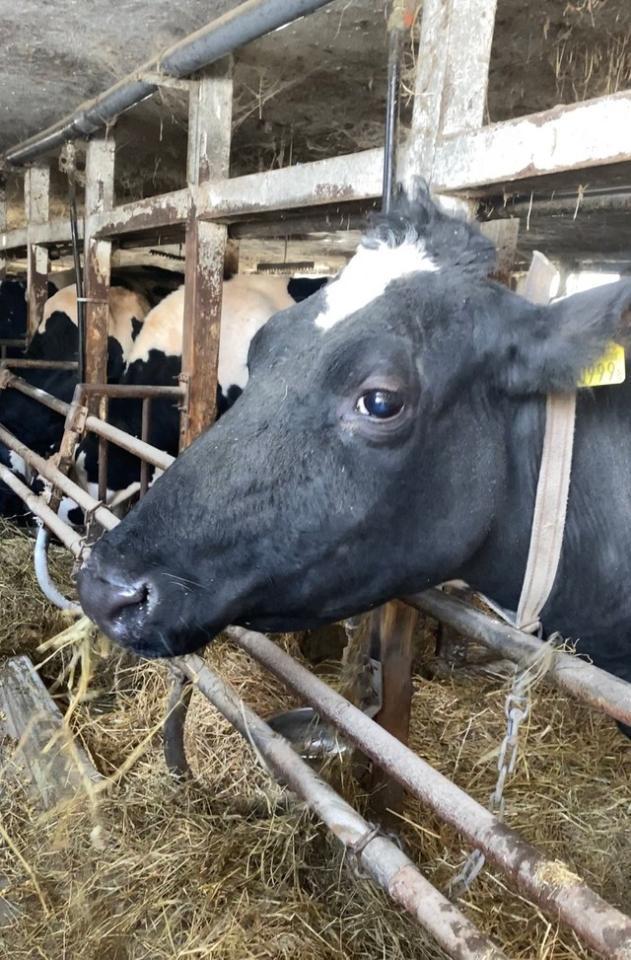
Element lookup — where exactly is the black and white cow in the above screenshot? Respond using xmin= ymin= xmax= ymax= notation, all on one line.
xmin=72 ymin=275 xmax=328 ymax=506
xmin=0 ymin=284 xmax=149 ymax=517
xmin=79 ymin=183 xmax=631 ymax=738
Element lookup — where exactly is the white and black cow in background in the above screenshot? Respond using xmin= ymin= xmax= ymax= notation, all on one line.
xmin=79 ymin=183 xmax=631 ymax=736
xmin=72 ymin=275 xmax=328 ymax=508
xmin=0 ymin=284 xmax=149 ymax=519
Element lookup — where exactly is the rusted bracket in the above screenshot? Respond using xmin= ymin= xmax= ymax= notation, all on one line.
xmin=0 ymin=367 xmax=15 ymax=391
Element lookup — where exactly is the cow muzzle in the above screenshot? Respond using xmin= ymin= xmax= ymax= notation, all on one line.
xmin=78 ymin=554 xmax=167 ymax=656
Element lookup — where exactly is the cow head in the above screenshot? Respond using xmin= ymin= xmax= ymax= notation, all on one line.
xmin=78 ymin=183 xmax=631 ymax=658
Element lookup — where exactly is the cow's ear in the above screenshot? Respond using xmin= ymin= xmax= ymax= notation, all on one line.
xmin=495 ymin=279 xmax=631 ymax=395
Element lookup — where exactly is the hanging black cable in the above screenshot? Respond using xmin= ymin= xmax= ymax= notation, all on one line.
xmin=382 ymin=2 xmax=413 ymax=213
xmin=63 ymin=150 xmax=85 ymax=383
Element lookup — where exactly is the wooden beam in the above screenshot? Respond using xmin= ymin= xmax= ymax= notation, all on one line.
xmin=180 ymin=60 xmax=232 ymax=449
xmin=84 ymin=135 xmax=115 ymax=389
xmin=433 ymin=90 xmax=631 ymax=193
xmin=24 ymin=164 xmax=50 ymax=339
xmin=407 ymin=0 xmax=497 ymax=185
xmin=0 ymin=655 xmax=101 ymax=809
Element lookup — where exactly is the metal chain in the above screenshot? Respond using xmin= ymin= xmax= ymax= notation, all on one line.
xmin=448 ymin=638 xmax=554 ymax=898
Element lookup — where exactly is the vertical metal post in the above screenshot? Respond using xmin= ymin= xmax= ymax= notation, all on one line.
xmin=369 ymin=601 xmax=418 ymax=820
xmin=0 ymin=167 xmax=7 ymax=281
xmin=84 ymin=134 xmax=115 ymax=392
xmin=179 ymin=58 xmax=233 ymax=450
xmin=24 ymin=164 xmax=50 ymax=340
xmin=140 ymin=397 xmax=152 ymax=496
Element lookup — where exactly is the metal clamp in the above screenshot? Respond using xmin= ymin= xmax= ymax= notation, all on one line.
xmin=348 ymin=822 xmax=382 ymax=877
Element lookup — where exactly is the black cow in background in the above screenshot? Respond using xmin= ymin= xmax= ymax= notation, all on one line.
xmin=0 ymin=278 xmax=58 ymax=357
xmin=0 ymin=284 xmax=150 ymax=519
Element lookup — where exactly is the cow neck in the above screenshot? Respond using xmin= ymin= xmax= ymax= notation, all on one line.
xmin=456 ymin=389 xmax=577 ymax=633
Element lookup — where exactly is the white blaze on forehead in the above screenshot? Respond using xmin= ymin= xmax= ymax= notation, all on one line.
xmin=314 ymin=239 xmax=438 ymax=332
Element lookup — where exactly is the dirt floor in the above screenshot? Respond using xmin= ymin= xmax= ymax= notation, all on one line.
xmin=0 ymin=519 xmax=630 ymax=960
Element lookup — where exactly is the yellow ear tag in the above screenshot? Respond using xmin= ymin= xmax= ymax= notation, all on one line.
xmin=578 ymin=342 xmax=626 ymax=388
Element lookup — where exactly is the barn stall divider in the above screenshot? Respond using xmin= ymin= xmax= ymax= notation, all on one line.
xmin=1 ymin=0 xmax=631 ymax=957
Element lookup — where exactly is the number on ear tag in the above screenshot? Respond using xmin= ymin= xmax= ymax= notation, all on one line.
xmin=578 ymin=343 xmax=626 ymax=388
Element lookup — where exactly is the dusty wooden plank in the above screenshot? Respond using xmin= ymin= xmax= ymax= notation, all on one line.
xmin=0 ymin=655 xmax=101 ymax=809
xmin=24 ymin=165 xmax=50 ymax=340
xmin=482 ymin=218 xmax=520 ymax=284
xmin=90 ymin=187 xmax=191 ymax=239
xmin=407 ymin=0 xmax=497 ymax=184
xmin=433 ymin=90 xmax=631 ymax=192
xmin=201 ymin=147 xmax=385 ymax=220
xmin=84 ymin=135 xmax=115 ymax=389
xmin=180 ymin=61 xmax=232 ymax=449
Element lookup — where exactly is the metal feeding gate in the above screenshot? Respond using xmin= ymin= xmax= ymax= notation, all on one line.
xmin=1 ymin=1 xmax=631 ymax=957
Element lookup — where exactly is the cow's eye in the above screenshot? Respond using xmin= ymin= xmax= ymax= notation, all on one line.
xmin=355 ymin=389 xmax=404 ymax=420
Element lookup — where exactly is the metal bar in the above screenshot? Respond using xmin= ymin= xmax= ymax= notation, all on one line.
xmin=382 ymin=3 xmax=410 ymax=212
xmin=84 ymin=136 xmax=115 ymax=395
xmin=407 ymin=590 xmax=631 ymax=728
xmin=172 ymin=654 xmax=507 ymax=960
xmin=4 ymin=375 xmax=175 ymax=470
xmin=97 ymin=395 xmax=109 ymax=504
xmin=2 ymin=359 xmax=79 ymax=371
xmin=0 ymin=339 xmax=28 ymax=350
xmin=180 ymin=60 xmax=232 ymax=449
xmin=85 ymin=415 xmax=174 ymax=472
xmin=224 ymin=625 xmax=631 ymax=959
xmin=0 ymin=464 xmax=83 ymax=555
xmin=163 ymin=670 xmax=192 ymax=779
xmin=0 ymin=169 xmax=6 ymax=279
xmin=0 ymin=423 xmax=118 ymax=531
xmin=4 ymin=373 xmax=70 ymax=417
xmin=369 ymin=601 xmax=418 ymax=819
xmin=79 ymin=383 xmax=184 ymax=399
xmin=139 ymin=398 xmax=151 ymax=496
xmin=4 ymin=0 xmax=336 ymax=166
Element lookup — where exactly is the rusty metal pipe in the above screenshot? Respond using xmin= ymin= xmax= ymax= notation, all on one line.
xmin=97 ymin=394 xmax=109 ymax=505
xmin=140 ymin=397 xmax=152 ymax=497
xmin=172 ymin=654 xmax=508 ymax=960
xmin=224 ymin=625 xmax=631 ymax=959
xmin=1 ymin=358 xmax=78 ymax=371
xmin=4 ymin=373 xmax=70 ymax=417
xmin=163 ymin=669 xmax=192 ymax=779
xmin=79 ymin=383 xmax=184 ymax=399
xmin=4 ymin=0 xmax=337 ymax=166
xmin=0 ymin=464 xmax=83 ymax=555
xmin=0 ymin=423 xmax=118 ymax=531
xmin=408 ymin=590 xmax=631 ymax=728
xmin=4 ymin=374 xmax=175 ymax=471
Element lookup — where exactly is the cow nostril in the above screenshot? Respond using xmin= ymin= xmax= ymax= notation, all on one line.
xmin=108 ymin=580 xmax=150 ymax=619
xmin=78 ymin=566 xmax=156 ymax=641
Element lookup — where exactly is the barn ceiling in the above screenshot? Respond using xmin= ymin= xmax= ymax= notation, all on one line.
xmin=1 ymin=0 xmax=630 ymax=266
